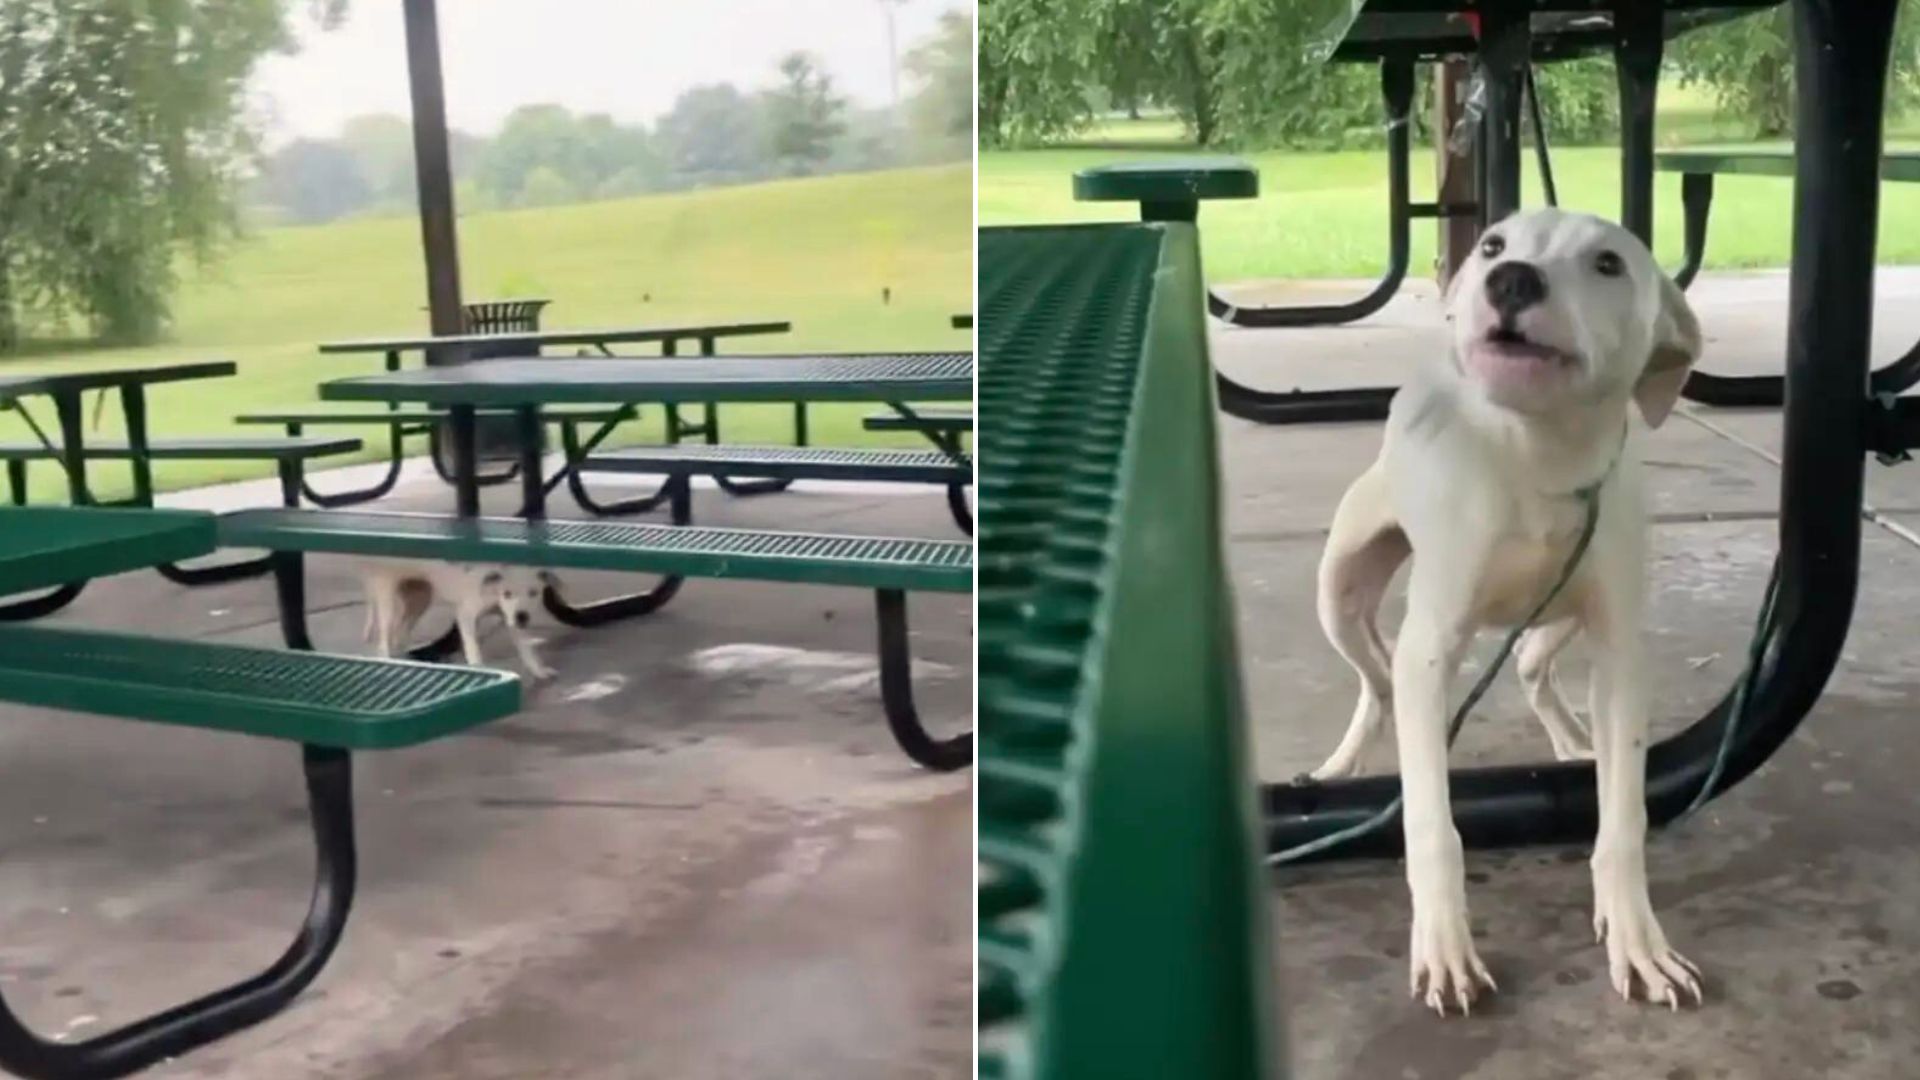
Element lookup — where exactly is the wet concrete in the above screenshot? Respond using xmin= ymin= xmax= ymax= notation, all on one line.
xmin=1216 ymin=269 xmax=1920 ymax=1080
xmin=0 ymin=474 xmax=970 ymax=1078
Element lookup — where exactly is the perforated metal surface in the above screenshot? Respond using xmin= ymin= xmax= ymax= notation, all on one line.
xmin=584 ymin=444 xmax=968 ymax=482
xmin=218 ymin=509 xmax=972 ymax=593
xmin=318 ymin=354 xmax=973 ymax=406
xmin=978 ymin=224 xmax=1274 ymax=1077
xmin=0 ymin=625 xmax=518 ymax=749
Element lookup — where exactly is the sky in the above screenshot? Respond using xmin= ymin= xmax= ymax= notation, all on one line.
xmin=249 ymin=0 xmax=973 ymax=145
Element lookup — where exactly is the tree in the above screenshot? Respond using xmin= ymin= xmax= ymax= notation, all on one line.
xmin=337 ymin=112 xmax=415 ymax=207
xmin=906 ymin=9 xmax=973 ymax=150
xmin=978 ymin=0 xmax=1103 ymax=145
xmin=1668 ymin=4 xmax=1920 ymax=138
xmin=476 ymin=103 xmax=586 ymax=206
xmin=516 ymin=164 xmax=574 ymax=208
xmin=257 ymin=138 xmax=371 ymax=223
xmin=0 ymin=0 xmax=308 ymax=346
xmin=657 ymin=83 xmax=767 ymax=187
xmin=762 ymin=52 xmax=848 ymax=176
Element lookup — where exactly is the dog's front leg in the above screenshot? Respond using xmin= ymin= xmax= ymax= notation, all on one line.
xmin=509 ymin=630 xmax=556 ymax=681
xmin=1588 ymin=587 xmax=1701 ymax=1008
xmin=1394 ymin=566 xmax=1495 ymax=1015
xmin=454 ymin=601 xmax=488 ymax=667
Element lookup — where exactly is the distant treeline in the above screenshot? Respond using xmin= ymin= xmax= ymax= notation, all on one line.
xmin=254 ymin=16 xmax=971 ymax=225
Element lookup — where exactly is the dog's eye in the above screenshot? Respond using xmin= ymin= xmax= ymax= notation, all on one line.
xmin=1479 ymin=234 xmax=1505 ymax=259
xmin=1594 ymin=250 xmax=1625 ymax=278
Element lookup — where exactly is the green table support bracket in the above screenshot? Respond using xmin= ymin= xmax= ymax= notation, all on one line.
xmin=1072 ymin=157 xmax=1260 ymax=222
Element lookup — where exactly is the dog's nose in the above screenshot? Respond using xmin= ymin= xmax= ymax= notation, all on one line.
xmin=514 ymin=612 xmax=531 ymax=627
xmin=1485 ymin=260 xmax=1548 ymax=318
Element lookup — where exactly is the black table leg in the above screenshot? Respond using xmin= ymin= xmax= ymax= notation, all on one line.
xmin=450 ymin=404 xmax=480 ymax=517
xmin=52 ymin=391 xmax=89 ymax=506
xmin=1209 ymin=58 xmax=1414 ymax=330
xmin=0 ymin=744 xmax=356 ymax=1080
xmin=875 ymin=588 xmax=972 ymax=771
xmin=1674 ymin=172 xmax=1713 ymax=290
xmin=1614 ymin=1 xmax=1662 ymax=245
xmin=516 ymin=405 xmax=545 ymax=519
xmin=1262 ymin=0 xmax=1898 ymax=860
xmin=1476 ymin=4 xmax=1530 ymax=226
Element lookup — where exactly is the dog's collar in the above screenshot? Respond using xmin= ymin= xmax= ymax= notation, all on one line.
xmin=1553 ymin=421 xmax=1629 ymax=503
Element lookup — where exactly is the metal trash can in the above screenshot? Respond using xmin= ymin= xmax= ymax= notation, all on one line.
xmin=431 ymin=298 xmax=553 ymax=477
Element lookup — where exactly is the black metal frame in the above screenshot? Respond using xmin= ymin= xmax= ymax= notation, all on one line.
xmin=1264 ymin=0 xmax=1896 ymax=860
xmin=1209 ymin=61 xmax=1415 ymax=329
xmin=1666 ymin=169 xmax=1920 ymax=408
xmin=1212 ymin=3 xmax=1704 ymax=425
xmin=0 ymin=745 xmax=356 ymax=1080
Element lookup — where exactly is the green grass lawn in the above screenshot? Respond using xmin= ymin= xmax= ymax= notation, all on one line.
xmin=1 ymin=163 xmax=971 ymax=502
xmin=981 ymin=84 xmax=1920 ymax=282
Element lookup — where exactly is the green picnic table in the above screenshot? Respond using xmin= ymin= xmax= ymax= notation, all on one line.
xmin=977 ymin=223 xmax=1277 ymax=1076
xmin=0 ymin=506 xmax=215 ymax=596
xmin=0 ymin=362 xmax=359 ymax=614
xmin=0 ymin=503 xmax=519 ymax=1078
xmin=225 ymin=350 xmax=976 ymax=771
xmin=314 ymin=320 xmax=801 ymax=478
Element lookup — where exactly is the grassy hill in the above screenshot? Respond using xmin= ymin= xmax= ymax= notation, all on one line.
xmin=1 ymin=163 xmax=972 ymax=500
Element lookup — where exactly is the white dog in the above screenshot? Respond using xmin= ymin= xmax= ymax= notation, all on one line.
xmin=1312 ymin=208 xmax=1703 ymax=1015
xmin=361 ymin=560 xmax=558 ymax=680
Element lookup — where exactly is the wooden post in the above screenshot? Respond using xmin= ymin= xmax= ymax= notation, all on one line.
xmin=1434 ymin=59 xmax=1477 ymax=289
xmin=402 ymin=0 xmax=464 ymax=350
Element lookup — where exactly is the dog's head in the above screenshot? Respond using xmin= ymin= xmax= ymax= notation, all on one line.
xmin=479 ymin=567 xmax=553 ymax=629
xmin=1447 ymin=208 xmax=1701 ymax=427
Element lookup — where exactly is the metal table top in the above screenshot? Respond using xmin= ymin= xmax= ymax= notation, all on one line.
xmin=317 ymin=353 xmax=974 ymax=407
xmin=1306 ymin=0 xmax=1779 ymax=62
xmin=1657 ymin=149 xmax=1920 ymax=183
xmin=0 ymin=507 xmax=215 ymax=595
xmin=316 ymin=320 xmax=792 ymax=355
xmin=0 ymin=362 xmax=236 ymax=405
xmin=978 ymin=221 xmax=1275 ymax=1076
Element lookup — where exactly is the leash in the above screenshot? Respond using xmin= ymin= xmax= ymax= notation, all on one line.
xmin=1268 ymin=423 xmax=1782 ymax=866
xmin=1268 ymin=434 xmax=1621 ymax=866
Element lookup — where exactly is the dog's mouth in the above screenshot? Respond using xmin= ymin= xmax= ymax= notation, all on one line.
xmin=1462 ymin=326 xmax=1582 ymax=399
xmin=1479 ymin=325 xmax=1578 ymax=366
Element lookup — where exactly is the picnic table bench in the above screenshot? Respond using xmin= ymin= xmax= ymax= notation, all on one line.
xmin=234 ymin=404 xmax=636 ymax=508
xmin=224 ymin=352 xmax=976 ymax=771
xmin=0 ymin=506 xmax=520 ymax=1079
xmin=0 ymin=363 xmax=366 ymax=611
xmin=1655 ymin=148 xmax=1920 ymax=406
xmin=977 ymin=223 xmax=1276 ymax=1074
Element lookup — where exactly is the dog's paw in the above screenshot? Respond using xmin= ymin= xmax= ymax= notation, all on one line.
xmin=1306 ymin=752 xmax=1366 ymax=782
xmin=526 ymin=662 xmax=558 ymax=682
xmin=1593 ymin=891 xmax=1701 ymax=1009
xmin=1408 ymin=903 xmax=1496 ymax=1016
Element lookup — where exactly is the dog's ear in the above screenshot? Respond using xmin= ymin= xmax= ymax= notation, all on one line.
xmin=1632 ymin=271 xmax=1702 ymax=429
xmin=536 ymin=569 xmax=561 ymax=589
xmin=479 ymin=570 xmax=504 ymax=594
